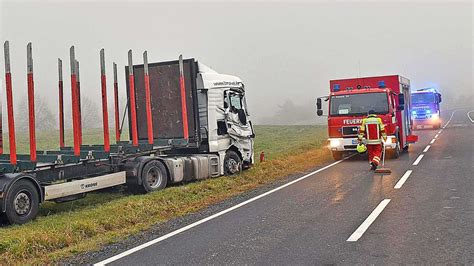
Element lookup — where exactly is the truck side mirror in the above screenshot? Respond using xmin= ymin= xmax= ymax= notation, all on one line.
xmin=316 ymin=98 xmax=323 ymax=116
xmin=398 ymin=93 xmax=405 ymax=110
xmin=438 ymin=93 xmax=442 ymax=103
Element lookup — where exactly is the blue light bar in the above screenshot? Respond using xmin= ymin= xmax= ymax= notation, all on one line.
xmin=334 ymin=84 xmax=340 ymax=91
xmin=378 ymin=80 xmax=386 ymax=88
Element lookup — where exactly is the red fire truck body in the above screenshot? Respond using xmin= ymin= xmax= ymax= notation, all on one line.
xmin=317 ymin=75 xmax=418 ymax=160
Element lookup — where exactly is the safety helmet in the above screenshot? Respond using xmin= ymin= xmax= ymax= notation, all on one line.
xmin=357 ymin=143 xmax=367 ymax=153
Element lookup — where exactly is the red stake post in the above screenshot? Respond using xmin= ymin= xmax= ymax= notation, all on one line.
xmin=113 ymin=63 xmax=120 ymax=143
xmin=178 ymin=55 xmax=189 ymax=140
xmin=128 ymin=50 xmax=138 ymax=146
xmin=3 ymin=41 xmax=17 ymax=165
xmin=143 ymin=51 xmax=154 ymax=144
xmin=26 ymin=43 xmax=36 ymax=162
xmin=99 ymin=49 xmax=110 ymax=152
xmin=70 ymin=46 xmax=80 ymax=156
xmin=58 ymin=58 xmax=65 ymax=148
xmin=76 ymin=60 xmax=83 ymax=145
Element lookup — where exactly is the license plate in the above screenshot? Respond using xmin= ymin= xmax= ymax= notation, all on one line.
xmin=352 ymin=139 xmax=358 ymax=144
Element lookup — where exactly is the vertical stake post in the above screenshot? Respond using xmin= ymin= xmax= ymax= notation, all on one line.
xmin=3 ymin=41 xmax=16 ymax=165
xmin=113 ymin=63 xmax=120 ymax=143
xmin=76 ymin=60 xmax=82 ymax=145
xmin=70 ymin=46 xmax=80 ymax=156
xmin=100 ymin=49 xmax=110 ymax=152
xmin=26 ymin=43 xmax=36 ymax=162
xmin=179 ymin=55 xmax=189 ymax=140
xmin=58 ymin=58 xmax=65 ymax=148
xmin=128 ymin=50 xmax=138 ymax=146
xmin=143 ymin=51 xmax=154 ymax=144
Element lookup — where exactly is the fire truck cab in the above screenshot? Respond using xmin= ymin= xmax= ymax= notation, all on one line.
xmin=317 ymin=75 xmax=418 ymax=160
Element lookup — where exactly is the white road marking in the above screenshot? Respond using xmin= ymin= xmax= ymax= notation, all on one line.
xmin=423 ymin=145 xmax=431 ymax=152
xmin=438 ymin=130 xmax=442 ymax=134
xmin=413 ymin=154 xmax=424 ymax=166
xmin=394 ymin=170 xmax=413 ymax=189
xmin=94 ymin=155 xmax=355 ymax=265
xmin=434 ymin=134 xmax=439 ymax=138
xmin=443 ymin=110 xmax=456 ymax=128
xmin=467 ymin=110 xmax=474 ymax=123
xmin=347 ymin=199 xmax=391 ymax=242
xmin=430 ymin=139 xmax=436 ymax=144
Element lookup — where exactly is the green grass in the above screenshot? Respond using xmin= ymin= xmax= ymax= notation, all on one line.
xmin=0 ymin=125 xmax=329 ymax=264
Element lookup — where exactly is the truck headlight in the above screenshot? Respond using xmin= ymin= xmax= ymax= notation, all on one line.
xmin=431 ymin=113 xmax=439 ymax=119
xmin=329 ymin=139 xmax=341 ymax=148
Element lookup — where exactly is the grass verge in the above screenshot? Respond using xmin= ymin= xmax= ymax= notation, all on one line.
xmin=0 ymin=125 xmax=330 ymax=264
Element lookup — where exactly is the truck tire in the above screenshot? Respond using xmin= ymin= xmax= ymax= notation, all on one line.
xmin=133 ymin=160 xmax=168 ymax=194
xmin=224 ymin=150 xmax=242 ymax=175
xmin=4 ymin=179 xmax=40 ymax=225
xmin=332 ymin=151 xmax=343 ymax=160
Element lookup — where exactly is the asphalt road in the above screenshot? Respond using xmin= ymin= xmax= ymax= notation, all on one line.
xmin=96 ymin=108 xmax=473 ymax=265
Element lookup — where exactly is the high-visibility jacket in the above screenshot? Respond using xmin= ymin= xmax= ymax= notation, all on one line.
xmin=358 ymin=114 xmax=387 ymax=145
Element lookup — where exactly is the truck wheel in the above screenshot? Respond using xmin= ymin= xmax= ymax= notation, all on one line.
xmin=224 ymin=151 xmax=242 ymax=175
xmin=4 ymin=179 xmax=40 ymax=225
xmin=138 ymin=160 xmax=168 ymax=193
xmin=331 ymin=151 xmax=343 ymax=160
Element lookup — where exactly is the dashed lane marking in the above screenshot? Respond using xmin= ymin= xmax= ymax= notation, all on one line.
xmin=347 ymin=199 xmax=391 ymax=242
xmin=394 ymin=170 xmax=413 ymax=189
xmin=423 ymin=145 xmax=431 ymax=152
xmin=430 ymin=139 xmax=436 ymax=144
xmin=413 ymin=154 xmax=424 ymax=166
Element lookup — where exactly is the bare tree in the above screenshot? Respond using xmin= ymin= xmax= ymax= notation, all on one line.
xmin=16 ymin=95 xmax=56 ymax=132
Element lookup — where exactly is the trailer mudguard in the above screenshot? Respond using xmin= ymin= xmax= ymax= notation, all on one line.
xmin=0 ymin=173 xmax=43 ymax=212
xmin=122 ymin=156 xmax=169 ymax=186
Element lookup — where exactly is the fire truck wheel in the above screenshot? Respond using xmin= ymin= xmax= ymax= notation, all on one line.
xmin=4 ymin=179 xmax=40 ymax=225
xmin=331 ymin=151 xmax=343 ymax=160
xmin=138 ymin=160 xmax=168 ymax=193
xmin=224 ymin=150 xmax=242 ymax=175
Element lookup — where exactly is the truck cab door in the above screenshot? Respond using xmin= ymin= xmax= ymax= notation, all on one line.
xmin=224 ymin=90 xmax=255 ymax=163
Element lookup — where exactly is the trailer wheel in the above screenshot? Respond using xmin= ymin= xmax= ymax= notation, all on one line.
xmin=331 ymin=151 xmax=343 ymax=161
xmin=224 ymin=150 xmax=242 ymax=175
xmin=4 ymin=179 xmax=40 ymax=225
xmin=139 ymin=160 xmax=168 ymax=193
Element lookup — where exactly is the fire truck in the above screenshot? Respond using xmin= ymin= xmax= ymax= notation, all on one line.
xmin=411 ymin=88 xmax=442 ymax=129
xmin=317 ymin=75 xmax=418 ymax=160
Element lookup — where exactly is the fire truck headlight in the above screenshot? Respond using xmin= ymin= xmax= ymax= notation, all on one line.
xmin=412 ymin=110 xmax=416 ymax=115
xmin=426 ymin=110 xmax=431 ymax=114
xmin=329 ymin=139 xmax=341 ymax=148
xmin=432 ymin=113 xmax=439 ymax=119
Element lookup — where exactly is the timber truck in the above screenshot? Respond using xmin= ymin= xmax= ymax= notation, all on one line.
xmin=0 ymin=41 xmax=254 ymax=224
xmin=316 ymin=75 xmax=418 ymax=160
xmin=411 ymin=88 xmax=442 ymax=129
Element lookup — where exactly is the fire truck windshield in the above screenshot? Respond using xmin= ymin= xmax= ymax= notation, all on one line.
xmin=412 ymin=93 xmax=435 ymax=104
xmin=330 ymin=92 xmax=389 ymax=116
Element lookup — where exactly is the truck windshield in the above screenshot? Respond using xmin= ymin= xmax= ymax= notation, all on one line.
xmin=412 ymin=93 xmax=435 ymax=104
xmin=330 ymin=92 xmax=389 ymax=116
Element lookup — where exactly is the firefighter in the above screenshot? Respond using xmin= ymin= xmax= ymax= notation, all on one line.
xmin=358 ymin=110 xmax=387 ymax=170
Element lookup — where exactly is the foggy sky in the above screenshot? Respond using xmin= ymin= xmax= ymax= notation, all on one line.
xmin=0 ymin=0 xmax=472 ymax=127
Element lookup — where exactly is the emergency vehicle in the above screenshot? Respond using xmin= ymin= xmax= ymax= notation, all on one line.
xmin=411 ymin=88 xmax=442 ymax=129
xmin=317 ymin=75 xmax=418 ymax=160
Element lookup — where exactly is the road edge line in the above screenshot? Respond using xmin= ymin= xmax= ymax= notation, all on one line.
xmin=94 ymin=155 xmax=355 ymax=265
